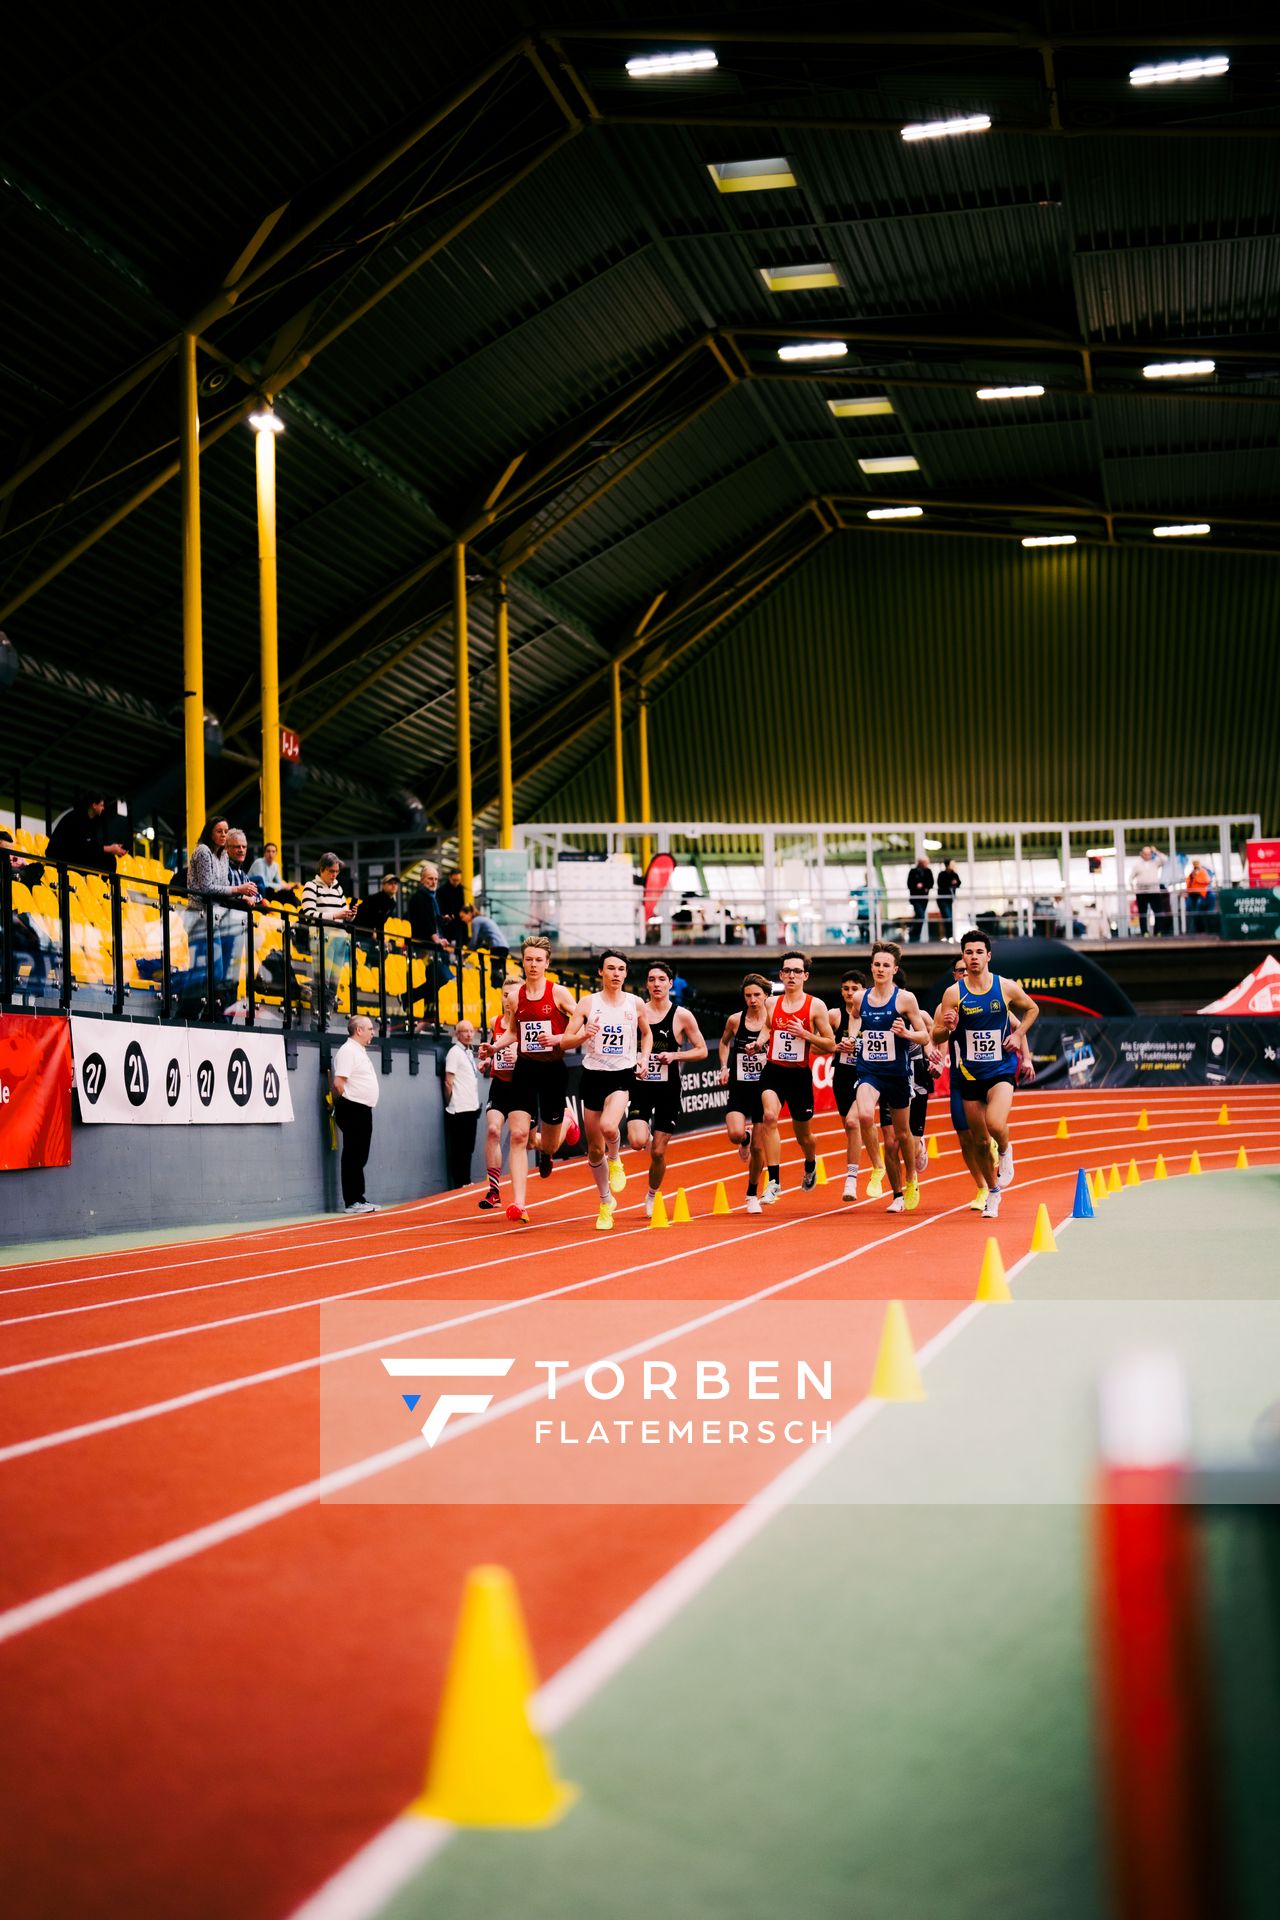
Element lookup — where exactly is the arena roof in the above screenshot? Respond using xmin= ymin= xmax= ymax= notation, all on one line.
xmin=2 ymin=3 xmax=1279 ymax=838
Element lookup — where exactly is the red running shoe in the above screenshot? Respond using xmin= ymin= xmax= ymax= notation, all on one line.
xmin=506 ymin=1204 xmax=530 ymax=1225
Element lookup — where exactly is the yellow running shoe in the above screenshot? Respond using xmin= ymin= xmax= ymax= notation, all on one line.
xmin=969 ymin=1185 xmax=989 ymax=1213
xmin=866 ymin=1169 xmax=886 ymax=1199
xmin=595 ymin=1202 xmax=615 ymax=1231
xmin=608 ymin=1158 xmax=626 ymax=1194
xmin=903 ymin=1178 xmax=920 ymax=1213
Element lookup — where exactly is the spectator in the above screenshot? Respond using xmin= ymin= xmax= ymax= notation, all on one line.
xmin=458 ymin=900 xmax=510 ymax=986
xmin=45 ymin=796 xmax=127 ymax=874
xmin=185 ymin=818 xmax=258 ymax=1009
xmin=221 ymin=828 xmax=261 ymax=1002
xmin=1184 ymin=860 xmax=1213 ymax=934
xmin=936 ymin=858 xmax=961 ymax=940
xmin=249 ymin=841 xmax=298 ymax=905
xmin=0 ymin=827 xmax=46 ymax=990
xmin=301 ymin=853 xmax=356 ymax=1013
xmin=330 ymin=1014 xmax=379 ymax=1213
xmin=1129 ymin=844 xmax=1169 ymax=936
xmin=406 ymin=862 xmax=453 ymax=1017
xmin=442 ymin=1019 xmax=481 ymax=1188
xmin=906 ymin=853 xmax=933 ymax=942
xmin=437 ymin=867 xmax=466 ymax=941
xmin=352 ymin=872 xmax=400 ymax=937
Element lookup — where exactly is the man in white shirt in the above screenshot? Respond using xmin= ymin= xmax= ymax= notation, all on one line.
xmin=442 ymin=1020 xmax=481 ymax=1189
xmin=1129 ymin=844 xmax=1170 ymax=937
xmin=331 ymin=1014 xmax=379 ymax=1214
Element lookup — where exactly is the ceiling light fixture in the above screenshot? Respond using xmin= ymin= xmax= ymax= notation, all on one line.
xmin=976 ymin=384 xmax=1046 ymax=400
xmin=778 ymin=340 xmax=849 ymax=362
xmin=867 ymin=506 xmax=923 ymax=519
xmin=1021 ymin=533 xmax=1076 ymax=548
xmin=707 ymin=158 xmax=796 ymax=192
xmin=248 ymin=409 xmax=284 ymax=434
xmin=626 ymin=49 xmax=718 ymax=78
xmin=760 ymin=263 xmax=841 ymax=292
xmin=901 ymin=113 xmax=991 ymax=143
xmin=1152 ymin=523 xmax=1211 ymax=538
xmin=858 ymin=455 xmax=920 ymax=474
xmin=1142 ymin=359 xmax=1215 ymax=379
xmin=828 ymin=397 xmax=895 ymax=418
xmin=1130 ymin=56 xmax=1229 ymax=86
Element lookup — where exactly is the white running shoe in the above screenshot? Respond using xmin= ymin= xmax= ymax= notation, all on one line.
xmin=997 ymin=1144 xmax=1014 ymax=1189
xmin=348 ymin=1200 xmax=378 ymax=1214
xmin=915 ymin=1136 xmax=929 ymax=1175
xmin=886 ymin=1193 xmax=906 ymax=1214
xmin=841 ymin=1174 xmax=858 ymax=1203
xmin=643 ymin=1189 xmax=655 ymax=1218
xmin=762 ymin=1179 xmax=782 ymax=1205
xmin=745 ymin=1194 xmax=763 ymax=1215
xmin=982 ymin=1189 xmax=1001 ymax=1220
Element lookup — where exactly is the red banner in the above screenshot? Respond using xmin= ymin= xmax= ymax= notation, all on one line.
xmin=1246 ymin=839 xmax=1280 ymax=887
xmin=0 ymin=1014 xmax=73 ymax=1170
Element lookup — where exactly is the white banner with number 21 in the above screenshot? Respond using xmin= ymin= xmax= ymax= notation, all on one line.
xmin=71 ymin=1020 xmax=294 ymax=1125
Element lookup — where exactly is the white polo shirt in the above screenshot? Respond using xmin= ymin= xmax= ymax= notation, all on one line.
xmin=444 ymin=1043 xmax=480 ymax=1114
xmin=332 ymin=1038 xmax=379 ymax=1107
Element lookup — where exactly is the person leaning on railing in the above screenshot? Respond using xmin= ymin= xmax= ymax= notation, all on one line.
xmin=300 ymin=853 xmax=357 ymax=1015
xmin=0 ymin=827 xmax=46 ymax=991
xmin=184 ymin=818 xmax=260 ymax=1011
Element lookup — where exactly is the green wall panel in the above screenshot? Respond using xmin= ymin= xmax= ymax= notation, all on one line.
xmin=535 ymin=536 xmax=1280 ymax=831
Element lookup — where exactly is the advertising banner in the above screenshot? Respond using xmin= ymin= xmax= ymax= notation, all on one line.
xmin=71 ymin=1020 xmax=294 ymax=1125
xmin=1217 ymin=888 xmax=1280 ymax=941
xmin=1245 ymin=840 xmax=1280 ymax=887
xmin=1027 ymin=1016 xmax=1280 ymax=1089
xmin=0 ymin=1013 xmax=73 ymax=1170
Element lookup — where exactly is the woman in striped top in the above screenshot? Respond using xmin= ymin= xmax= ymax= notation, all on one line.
xmin=300 ymin=853 xmax=356 ymax=1015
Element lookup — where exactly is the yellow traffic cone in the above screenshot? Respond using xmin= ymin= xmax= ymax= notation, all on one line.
xmin=1236 ymin=1146 xmax=1249 ymax=1170
xmin=672 ymin=1187 xmax=692 ymax=1224
xmin=650 ymin=1189 xmax=670 ymax=1229
xmin=1092 ymin=1168 xmax=1107 ymax=1202
xmin=814 ymin=1154 xmax=828 ymax=1187
xmin=412 ymin=1566 xmax=578 ymax=1828
xmin=1217 ymin=1103 xmax=1229 ymax=1126
xmin=976 ymin=1238 xmax=1011 ymax=1302
xmin=1126 ymin=1158 xmax=1141 ymax=1187
xmin=868 ymin=1301 xmax=926 ymax=1402
xmin=1136 ymin=1109 xmax=1149 ymax=1132
xmin=1030 ymin=1203 xmax=1058 ymax=1253
xmin=927 ymin=1132 xmax=939 ymax=1162
xmin=1107 ymin=1164 xmax=1123 ymax=1194
xmin=1188 ymin=1150 xmax=1203 ymax=1175
xmin=712 ymin=1181 xmax=730 ymax=1215
xmin=1055 ymin=1117 xmax=1069 ymax=1140
xmin=1153 ymin=1153 xmax=1168 ymax=1179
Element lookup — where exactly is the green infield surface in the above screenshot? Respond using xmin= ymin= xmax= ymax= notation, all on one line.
xmin=353 ymin=1173 xmax=1280 ymax=1920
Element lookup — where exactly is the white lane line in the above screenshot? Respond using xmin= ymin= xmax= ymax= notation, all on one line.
xmin=0 ymin=1201 xmax=971 ymax=1645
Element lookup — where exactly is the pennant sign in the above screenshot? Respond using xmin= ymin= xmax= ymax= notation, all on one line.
xmin=642 ymin=853 xmax=677 ymax=924
xmin=0 ymin=1014 xmax=73 ymax=1170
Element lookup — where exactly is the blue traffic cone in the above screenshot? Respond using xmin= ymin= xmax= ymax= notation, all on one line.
xmin=1072 ymin=1168 xmax=1095 ymax=1219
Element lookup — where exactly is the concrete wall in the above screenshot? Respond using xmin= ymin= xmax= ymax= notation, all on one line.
xmin=0 ymin=1033 xmax=487 ymax=1247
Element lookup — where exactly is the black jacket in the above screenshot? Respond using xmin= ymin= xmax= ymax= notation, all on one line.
xmin=906 ymin=864 xmax=933 ymax=899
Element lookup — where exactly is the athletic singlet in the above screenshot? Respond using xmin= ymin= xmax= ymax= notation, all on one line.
xmin=831 ymin=1002 xmax=861 ymax=1073
xmin=635 ymin=1003 xmax=677 ymax=1083
xmin=954 ymin=973 xmax=1011 ymax=1083
xmin=730 ymin=1012 xmax=768 ymax=1083
xmin=490 ymin=1015 xmax=518 ymax=1079
xmin=857 ymin=985 xmax=905 ymax=1072
xmin=581 ymin=991 xmax=641 ymax=1072
xmin=515 ymin=981 xmax=569 ymax=1058
xmin=767 ymin=993 xmax=813 ymax=1067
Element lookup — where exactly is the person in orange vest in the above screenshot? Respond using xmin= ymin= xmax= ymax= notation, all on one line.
xmin=1184 ymin=859 xmax=1213 ymax=934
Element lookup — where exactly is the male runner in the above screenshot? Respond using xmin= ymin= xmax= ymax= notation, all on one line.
xmin=848 ymin=941 xmax=932 ymax=1213
xmin=932 ymin=930 xmax=1038 ymax=1221
xmin=475 ymin=979 xmax=521 ymax=1211
xmin=759 ymin=954 xmax=836 ymax=1203
xmin=627 ymin=960 xmax=708 ymax=1218
xmin=875 ymin=967 xmax=935 ymax=1197
xmin=500 ymin=935 xmax=578 ymax=1224
xmin=830 ymin=969 xmax=866 ymax=1201
xmin=561 ymin=952 xmax=653 ymax=1231
xmin=718 ymin=973 xmax=773 ymax=1214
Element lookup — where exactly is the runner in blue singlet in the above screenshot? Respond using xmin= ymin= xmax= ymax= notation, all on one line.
xmin=933 ymin=929 xmax=1038 ymax=1222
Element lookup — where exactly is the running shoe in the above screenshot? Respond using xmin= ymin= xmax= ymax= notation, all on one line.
xmin=505 ymin=1204 xmax=530 ymax=1225
xmin=903 ymin=1179 xmax=920 ymax=1213
xmin=595 ymin=1202 xmax=614 ymax=1232
xmin=801 ymin=1163 xmax=817 ymax=1192
xmin=762 ymin=1179 xmax=782 ymax=1205
xmin=537 ymin=1150 xmax=553 ymax=1179
xmin=738 ymin=1129 xmax=752 ymax=1165
xmin=968 ymin=1186 xmax=989 ymax=1214
xmin=745 ymin=1194 xmax=763 ymax=1215
xmin=866 ymin=1170 xmax=886 ymax=1199
xmin=886 ymin=1193 xmax=905 ymax=1214
xmin=982 ymin=1189 xmax=1001 ymax=1220
xmin=608 ymin=1158 xmax=626 ymax=1194
xmin=915 ymin=1136 xmax=929 ymax=1175
xmin=478 ymin=1190 xmax=501 ymax=1211
xmin=841 ymin=1174 xmax=858 ymax=1203
xmin=643 ymin=1189 xmax=655 ymax=1218
xmin=348 ymin=1200 xmax=378 ymax=1214
xmin=997 ymin=1144 xmax=1014 ymax=1189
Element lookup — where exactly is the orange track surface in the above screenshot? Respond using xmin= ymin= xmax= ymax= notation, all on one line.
xmin=1 ymin=1089 xmax=1277 ymax=1920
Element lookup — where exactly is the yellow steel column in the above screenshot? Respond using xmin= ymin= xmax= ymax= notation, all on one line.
xmin=638 ymin=687 xmax=652 ymax=872
xmin=611 ymin=659 xmax=625 ymax=828
xmin=252 ymin=405 xmax=285 ymax=851
xmin=495 ymin=577 xmax=513 ymax=850
xmin=180 ymin=334 xmax=206 ymax=852
xmin=454 ymin=542 xmax=474 ymax=902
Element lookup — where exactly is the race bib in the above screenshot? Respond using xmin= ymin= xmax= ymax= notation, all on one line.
xmin=598 ymin=1022 xmax=626 ymax=1057
xmin=520 ymin=1018 xmax=552 ymax=1054
xmin=493 ymin=1041 xmax=518 ymax=1075
xmin=736 ymin=1051 xmax=764 ymax=1083
xmin=638 ymin=1056 xmax=668 ymax=1082
xmin=770 ymin=1025 xmax=805 ymax=1065
xmin=834 ymin=1043 xmax=858 ymax=1070
xmin=861 ymin=1030 xmax=895 ymax=1064
xmin=964 ymin=1027 xmax=1000 ymax=1065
